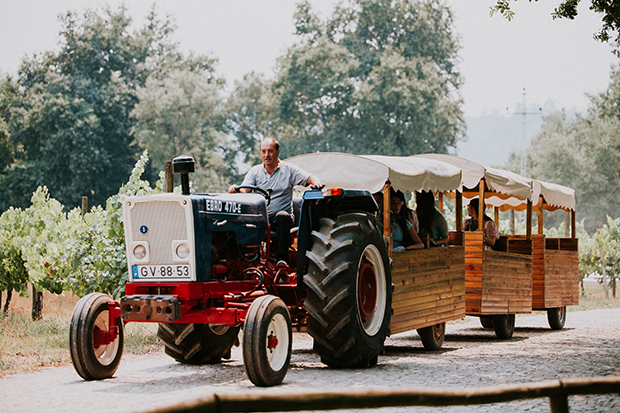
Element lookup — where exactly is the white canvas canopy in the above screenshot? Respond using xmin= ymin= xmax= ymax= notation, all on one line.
xmin=284 ymin=152 xmax=462 ymax=194
xmin=414 ymin=154 xmax=533 ymax=201
xmin=416 ymin=153 xmax=576 ymax=212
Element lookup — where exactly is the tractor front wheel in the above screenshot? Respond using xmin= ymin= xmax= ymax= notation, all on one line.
xmin=69 ymin=292 xmax=124 ymax=380
xmin=242 ymin=295 xmax=292 ymax=387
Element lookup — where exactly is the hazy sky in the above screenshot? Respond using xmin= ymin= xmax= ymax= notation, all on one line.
xmin=0 ymin=0 xmax=617 ymax=118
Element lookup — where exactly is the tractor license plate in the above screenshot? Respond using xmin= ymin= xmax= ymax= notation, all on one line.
xmin=132 ymin=264 xmax=191 ymax=280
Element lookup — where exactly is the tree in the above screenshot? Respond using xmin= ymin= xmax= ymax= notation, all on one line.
xmin=0 ymin=6 xmax=219 ymax=211
xmin=132 ymin=68 xmax=229 ymax=192
xmin=272 ymin=0 xmax=464 ymax=158
xmin=222 ymin=73 xmax=280 ymax=177
xmin=516 ymin=69 xmax=620 ymax=233
xmin=491 ymin=0 xmax=620 ymax=50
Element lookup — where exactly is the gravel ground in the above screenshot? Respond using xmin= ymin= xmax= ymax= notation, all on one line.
xmin=1 ymin=308 xmax=619 ymax=413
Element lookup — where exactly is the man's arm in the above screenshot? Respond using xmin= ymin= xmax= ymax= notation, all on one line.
xmin=307 ymin=174 xmax=324 ymax=190
xmin=228 ymin=184 xmax=251 ymax=193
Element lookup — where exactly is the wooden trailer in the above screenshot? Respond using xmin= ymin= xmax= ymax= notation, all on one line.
xmin=417 ymin=154 xmax=536 ymax=339
xmin=287 ymin=153 xmax=466 ymax=350
xmin=505 ymin=179 xmax=579 ymax=329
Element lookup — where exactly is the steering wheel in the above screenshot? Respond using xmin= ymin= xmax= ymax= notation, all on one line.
xmin=235 ymin=185 xmax=272 ymax=205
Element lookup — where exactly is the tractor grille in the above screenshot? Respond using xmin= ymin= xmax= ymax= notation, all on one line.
xmin=128 ymin=198 xmax=191 ymax=265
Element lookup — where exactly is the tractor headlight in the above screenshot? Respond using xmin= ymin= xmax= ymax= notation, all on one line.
xmin=176 ymin=243 xmax=190 ymax=259
xmin=130 ymin=241 xmax=150 ymax=263
xmin=172 ymin=240 xmax=191 ymax=262
xmin=134 ymin=244 xmax=147 ymax=260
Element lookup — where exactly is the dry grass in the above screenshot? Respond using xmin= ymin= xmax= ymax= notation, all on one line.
xmin=1 ymin=281 xmax=619 ymax=378
xmin=0 ymin=288 xmax=160 ymax=378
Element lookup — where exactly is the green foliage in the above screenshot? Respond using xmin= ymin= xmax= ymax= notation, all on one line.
xmin=579 ymin=216 xmax=620 ymax=282
xmin=0 ymin=151 xmax=160 ymax=300
xmin=0 ymin=6 xmax=218 ymax=212
xmin=516 ymin=68 xmax=620 ymax=233
xmin=490 ymin=0 xmax=620 ymax=52
xmin=131 ymin=68 xmax=230 ymax=192
xmin=269 ymin=0 xmax=464 ymax=158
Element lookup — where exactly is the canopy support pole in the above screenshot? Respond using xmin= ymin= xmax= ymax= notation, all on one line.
xmin=456 ymin=191 xmax=462 ymax=232
xmin=538 ymin=195 xmax=544 ymax=235
xmin=478 ymin=180 xmax=485 ymax=232
xmin=526 ymin=199 xmax=532 ymax=240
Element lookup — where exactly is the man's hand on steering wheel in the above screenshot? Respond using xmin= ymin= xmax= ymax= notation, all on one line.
xmin=232 ymin=185 xmax=271 ymax=205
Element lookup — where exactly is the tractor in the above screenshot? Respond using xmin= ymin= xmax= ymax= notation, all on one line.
xmin=69 ymin=155 xmax=391 ymax=386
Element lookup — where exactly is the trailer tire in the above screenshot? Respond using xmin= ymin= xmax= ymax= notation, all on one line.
xmin=157 ymin=323 xmax=240 ymax=364
xmin=417 ymin=322 xmax=445 ymax=350
xmin=547 ymin=307 xmax=566 ymax=330
xmin=243 ymin=295 xmax=292 ymax=386
xmin=304 ymin=213 xmax=392 ymax=368
xmin=480 ymin=316 xmax=494 ymax=329
xmin=493 ymin=314 xmax=515 ymax=339
xmin=69 ymin=292 xmax=124 ymax=380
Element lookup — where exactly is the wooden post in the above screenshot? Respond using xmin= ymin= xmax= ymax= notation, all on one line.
xmin=526 ymin=199 xmax=532 ymax=240
xmin=382 ymin=183 xmax=392 ymax=254
xmin=437 ymin=192 xmax=443 ymax=213
xmin=456 ymin=191 xmax=462 ymax=232
xmin=571 ymin=210 xmax=576 ymax=239
xmin=165 ymin=161 xmax=174 ymax=193
xmin=549 ymin=394 xmax=570 ymax=413
xmin=537 ymin=195 xmax=544 ymax=235
xmin=31 ymin=284 xmax=42 ymax=321
xmin=478 ymin=180 xmax=485 ymax=232
xmin=494 ymin=207 xmax=499 ymax=226
xmin=81 ymin=196 xmax=88 ymax=219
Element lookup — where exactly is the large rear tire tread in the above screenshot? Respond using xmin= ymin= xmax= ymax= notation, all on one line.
xmin=304 ymin=212 xmax=392 ymax=368
xmin=157 ymin=323 xmax=240 ymax=364
xmin=547 ymin=307 xmax=567 ymax=330
xmin=69 ymin=292 xmax=124 ymax=380
xmin=243 ymin=295 xmax=292 ymax=387
xmin=417 ymin=323 xmax=446 ymax=351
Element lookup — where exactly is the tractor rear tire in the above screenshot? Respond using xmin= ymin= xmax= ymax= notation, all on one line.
xmin=417 ymin=322 xmax=445 ymax=351
xmin=304 ymin=212 xmax=392 ymax=368
xmin=157 ymin=323 xmax=240 ymax=364
xmin=493 ymin=314 xmax=516 ymax=339
xmin=69 ymin=292 xmax=124 ymax=380
xmin=547 ymin=307 xmax=567 ymax=330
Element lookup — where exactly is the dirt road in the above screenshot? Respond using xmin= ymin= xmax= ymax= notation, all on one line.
xmin=2 ymin=308 xmax=619 ymax=413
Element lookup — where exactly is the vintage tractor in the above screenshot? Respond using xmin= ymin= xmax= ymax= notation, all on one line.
xmin=69 ymin=156 xmax=391 ymax=386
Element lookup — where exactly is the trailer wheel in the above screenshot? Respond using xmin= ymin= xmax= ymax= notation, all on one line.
xmin=304 ymin=213 xmax=392 ymax=368
xmin=547 ymin=307 xmax=566 ymax=330
xmin=493 ymin=314 xmax=515 ymax=339
xmin=69 ymin=292 xmax=124 ymax=380
xmin=480 ymin=316 xmax=494 ymax=329
xmin=157 ymin=323 xmax=240 ymax=364
xmin=243 ymin=295 xmax=292 ymax=387
xmin=417 ymin=322 xmax=445 ymax=350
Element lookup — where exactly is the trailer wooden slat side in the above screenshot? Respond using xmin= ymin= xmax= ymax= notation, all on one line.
xmin=465 ymin=232 xmax=533 ymax=316
xmin=389 ymin=246 xmax=465 ymax=334
xmin=530 ymin=237 xmax=579 ymax=310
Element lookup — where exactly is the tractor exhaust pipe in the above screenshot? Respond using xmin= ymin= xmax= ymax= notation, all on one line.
xmin=172 ymin=155 xmax=195 ymax=195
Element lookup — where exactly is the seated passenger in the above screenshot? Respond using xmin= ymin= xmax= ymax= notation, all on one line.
xmin=391 ymin=189 xmax=424 ymax=252
xmin=463 ymin=198 xmax=499 ymax=251
xmin=415 ymin=190 xmax=449 ymax=247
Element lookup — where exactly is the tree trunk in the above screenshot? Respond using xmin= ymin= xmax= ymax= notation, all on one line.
xmin=3 ymin=290 xmax=12 ymax=313
xmin=600 ymin=247 xmax=609 ymax=299
xmin=613 ymin=277 xmax=617 ymax=299
xmin=32 ymin=285 xmax=43 ymax=321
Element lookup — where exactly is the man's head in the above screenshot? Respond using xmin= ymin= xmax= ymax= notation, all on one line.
xmin=260 ymin=138 xmax=280 ymax=169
